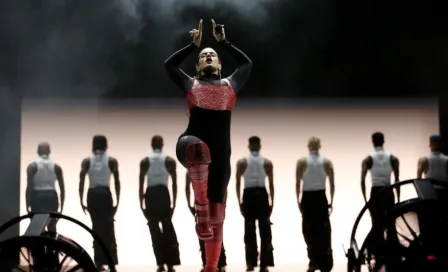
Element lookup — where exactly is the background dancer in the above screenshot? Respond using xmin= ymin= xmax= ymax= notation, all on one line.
xmin=26 ymin=142 xmax=65 ymax=233
xmin=360 ymin=132 xmax=399 ymax=266
xmin=139 ymin=135 xmax=180 ymax=272
xmin=417 ymin=135 xmax=448 ymax=199
xmin=165 ymin=18 xmax=252 ymax=272
xmin=361 ymin=132 xmax=400 ymax=222
xmin=235 ymin=136 xmax=274 ymax=272
xmin=296 ymin=137 xmax=334 ymax=272
xmin=79 ymin=135 xmax=119 ymax=271
xmin=186 ymin=173 xmax=227 ymax=272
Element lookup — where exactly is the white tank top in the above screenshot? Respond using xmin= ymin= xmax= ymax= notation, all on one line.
xmin=88 ymin=151 xmax=111 ymax=188
xmin=243 ymin=152 xmax=266 ymax=189
xmin=32 ymin=155 xmax=57 ymax=190
xmin=370 ymin=148 xmax=393 ymax=187
xmin=147 ymin=150 xmax=170 ymax=187
xmin=302 ymin=152 xmax=327 ymax=191
xmin=426 ymin=152 xmax=448 ymax=187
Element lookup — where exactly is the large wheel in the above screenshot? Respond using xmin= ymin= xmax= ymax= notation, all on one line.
xmin=347 ymin=179 xmax=448 ymax=272
xmin=0 ymin=212 xmax=116 ymax=272
xmin=0 ymin=235 xmax=96 ymax=271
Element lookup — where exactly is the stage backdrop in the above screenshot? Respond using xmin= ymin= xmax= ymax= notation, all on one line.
xmin=20 ymin=98 xmax=438 ymax=266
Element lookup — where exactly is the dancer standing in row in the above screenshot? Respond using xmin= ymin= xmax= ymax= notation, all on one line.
xmin=361 ymin=132 xmax=400 ymax=223
xmin=165 ymin=18 xmax=252 ymax=272
xmin=417 ymin=135 xmax=448 ymax=198
xmin=236 ymin=136 xmax=275 ymax=272
xmin=26 ymin=142 xmax=65 ymax=233
xmin=79 ymin=135 xmax=119 ymax=271
xmin=139 ymin=135 xmax=180 ymax=272
xmin=296 ymin=137 xmax=334 ymax=272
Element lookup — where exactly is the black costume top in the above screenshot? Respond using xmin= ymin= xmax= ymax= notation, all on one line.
xmin=164 ymin=40 xmax=252 ymax=161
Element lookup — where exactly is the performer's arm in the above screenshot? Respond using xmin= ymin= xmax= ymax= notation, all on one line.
xmin=220 ymin=40 xmax=252 ymax=93
xmin=185 ymin=173 xmax=194 ymax=214
xmin=109 ymin=158 xmax=121 ymax=209
xmin=139 ymin=158 xmax=149 ymax=212
xmin=235 ymin=159 xmax=247 ymax=207
xmin=26 ymin=163 xmax=37 ymax=212
xmin=54 ymin=164 xmax=65 ymax=212
xmin=390 ymin=155 xmax=400 ymax=201
xmin=417 ymin=156 xmax=428 ymax=179
xmin=295 ymin=158 xmax=306 ymax=209
xmin=166 ymin=157 xmax=178 ymax=212
xmin=324 ymin=158 xmax=335 ymax=206
xmin=164 ymin=43 xmax=197 ymax=93
xmin=361 ymin=156 xmax=372 ymax=202
xmin=264 ymin=159 xmax=274 ymax=210
xmin=79 ymin=159 xmax=90 ymax=208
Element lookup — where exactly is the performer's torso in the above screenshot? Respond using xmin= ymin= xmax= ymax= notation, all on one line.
xmin=147 ymin=150 xmax=169 ymax=187
xmin=88 ymin=153 xmax=111 ymax=188
xmin=33 ymin=156 xmax=57 ymax=190
xmin=184 ymin=79 xmax=236 ymax=158
xmin=302 ymin=152 xmax=327 ymax=191
xmin=243 ymin=152 xmax=266 ymax=189
xmin=370 ymin=148 xmax=393 ymax=187
xmin=426 ymin=152 xmax=448 ymax=182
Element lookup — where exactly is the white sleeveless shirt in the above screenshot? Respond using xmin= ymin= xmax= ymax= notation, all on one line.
xmin=147 ymin=150 xmax=170 ymax=187
xmin=32 ymin=155 xmax=57 ymax=190
xmin=88 ymin=151 xmax=111 ymax=188
xmin=243 ymin=152 xmax=266 ymax=189
xmin=426 ymin=152 xmax=448 ymax=188
xmin=302 ymin=152 xmax=327 ymax=191
xmin=370 ymin=147 xmax=393 ymax=187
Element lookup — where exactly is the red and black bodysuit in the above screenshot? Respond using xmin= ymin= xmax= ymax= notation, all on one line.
xmin=165 ymin=40 xmax=251 ymax=271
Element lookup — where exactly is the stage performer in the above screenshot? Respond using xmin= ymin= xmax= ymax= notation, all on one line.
xmin=165 ymin=18 xmax=252 ymax=272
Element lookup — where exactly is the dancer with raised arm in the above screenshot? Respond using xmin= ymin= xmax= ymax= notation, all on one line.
xmin=165 ymin=18 xmax=252 ymax=272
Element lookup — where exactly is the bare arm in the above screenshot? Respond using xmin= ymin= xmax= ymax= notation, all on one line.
xmin=361 ymin=156 xmax=372 ymax=202
xmin=166 ymin=157 xmax=178 ymax=210
xmin=185 ymin=173 xmax=192 ymax=208
xmin=324 ymin=158 xmax=335 ymax=206
xmin=79 ymin=159 xmax=90 ymax=207
xmin=26 ymin=163 xmax=37 ymax=212
xmin=296 ymin=158 xmax=306 ymax=206
xmin=109 ymin=158 xmax=121 ymax=208
xmin=264 ymin=159 xmax=274 ymax=208
xmin=54 ymin=164 xmax=65 ymax=212
xmin=235 ymin=159 xmax=247 ymax=206
xmin=139 ymin=158 xmax=149 ymax=210
xmin=417 ymin=156 xmax=428 ymax=179
xmin=390 ymin=155 xmax=400 ymax=200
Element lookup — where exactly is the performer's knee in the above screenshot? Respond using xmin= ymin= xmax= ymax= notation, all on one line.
xmin=186 ymin=141 xmax=211 ymax=165
xmin=187 ymin=142 xmax=211 ymax=180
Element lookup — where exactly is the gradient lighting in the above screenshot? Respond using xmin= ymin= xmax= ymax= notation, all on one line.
xmin=20 ymin=99 xmax=438 ymax=266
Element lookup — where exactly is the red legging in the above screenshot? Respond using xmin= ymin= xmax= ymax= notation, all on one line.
xmin=177 ymin=135 xmax=227 ymax=271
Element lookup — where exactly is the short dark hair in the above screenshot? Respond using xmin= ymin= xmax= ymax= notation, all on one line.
xmin=371 ymin=132 xmax=384 ymax=146
xmin=430 ymin=134 xmax=442 ymax=144
xmin=151 ymin=135 xmax=163 ymax=149
xmin=248 ymin=136 xmax=261 ymax=145
xmin=92 ymin=135 xmax=108 ymax=151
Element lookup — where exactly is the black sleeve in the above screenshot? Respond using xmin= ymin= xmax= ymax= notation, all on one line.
xmin=164 ymin=42 xmax=198 ymax=94
xmin=219 ymin=40 xmax=252 ymax=93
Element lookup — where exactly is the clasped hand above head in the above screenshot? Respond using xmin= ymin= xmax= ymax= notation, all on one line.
xmin=189 ymin=19 xmax=226 ymax=47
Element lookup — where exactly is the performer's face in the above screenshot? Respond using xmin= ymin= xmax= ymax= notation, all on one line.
xmin=197 ymin=48 xmax=221 ymax=73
